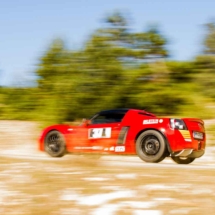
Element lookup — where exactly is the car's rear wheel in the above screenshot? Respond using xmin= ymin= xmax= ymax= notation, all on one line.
xmin=136 ymin=130 xmax=167 ymax=163
xmin=171 ymin=157 xmax=195 ymax=164
xmin=44 ymin=130 xmax=66 ymax=157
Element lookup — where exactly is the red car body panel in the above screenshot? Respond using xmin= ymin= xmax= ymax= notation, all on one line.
xmin=39 ymin=109 xmax=206 ymax=156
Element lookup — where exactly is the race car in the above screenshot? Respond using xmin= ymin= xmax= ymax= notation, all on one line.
xmin=38 ymin=108 xmax=206 ymax=164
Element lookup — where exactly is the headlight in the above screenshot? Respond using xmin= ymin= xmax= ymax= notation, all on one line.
xmin=170 ymin=119 xmax=187 ymax=130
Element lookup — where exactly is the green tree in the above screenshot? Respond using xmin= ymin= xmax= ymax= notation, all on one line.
xmin=194 ymin=55 xmax=215 ymax=98
xmin=95 ymin=11 xmax=168 ymax=61
xmin=204 ymin=22 xmax=215 ymax=54
xmin=36 ymin=39 xmax=83 ymax=122
xmin=34 ymin=11 xmax=171 ymax=123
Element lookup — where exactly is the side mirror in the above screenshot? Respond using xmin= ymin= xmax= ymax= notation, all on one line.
xmin=82 ymin=118 xmax=91 ymax=126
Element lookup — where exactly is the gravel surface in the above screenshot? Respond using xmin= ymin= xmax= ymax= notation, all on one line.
xmin=0 ymin=120 xmax=215 ymax=215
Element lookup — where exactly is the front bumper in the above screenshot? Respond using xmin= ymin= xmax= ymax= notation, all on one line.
xmin=171 ymin=149 xmax=205 ymax=158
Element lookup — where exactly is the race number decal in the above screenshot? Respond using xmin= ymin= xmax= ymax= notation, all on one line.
xmin=88 ymin=128 xmax=111 ymax=139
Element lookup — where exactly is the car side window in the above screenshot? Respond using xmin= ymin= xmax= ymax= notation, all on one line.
xmin=91 ymin=112 xmax=125 ymax=124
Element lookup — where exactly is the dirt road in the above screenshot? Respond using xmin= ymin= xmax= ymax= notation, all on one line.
xmin=0 ymin=120 xmax=215 ymax=215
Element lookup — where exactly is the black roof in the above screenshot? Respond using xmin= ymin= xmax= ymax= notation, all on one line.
xmin=98 ymin=108 xmax=130 ymax=114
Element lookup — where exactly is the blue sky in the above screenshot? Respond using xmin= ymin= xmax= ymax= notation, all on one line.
xmin=0 ymin=0 xmax=215 ymax=86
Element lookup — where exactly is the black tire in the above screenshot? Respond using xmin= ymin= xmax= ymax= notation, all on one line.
xmin=136 ymin=130 xmax=167 ymax=163
xmin=171 ymin=157 xmax=195 ymax=164
xmin=44 ymin=130 xmax=66 ymax=157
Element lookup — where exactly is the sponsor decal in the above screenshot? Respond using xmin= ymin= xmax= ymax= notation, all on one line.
xmin=92 ymin=146 xmax=103 ymax=150
xmin=159 ymin=119 xmax=163 ymax=123
xmin=109 ymin=147 xmax=114 ymax=151
xmin=74 ymin=146 xmax=103 ymax=150
xmin=88 ymin=128 xmax=111 ymax=139
xmin=104 ymin=148 xmax=109 ymax=151
xmin=74 ymin=146 xmax=91 ymax=150
xmin=143 ymin=119 xmax=159 ymax=124
xmin=115 ymin=146 xmax=125 ymax=152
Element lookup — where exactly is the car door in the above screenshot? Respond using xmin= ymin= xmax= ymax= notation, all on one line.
xmin=86 ymin=111 xmax=125 ymax=153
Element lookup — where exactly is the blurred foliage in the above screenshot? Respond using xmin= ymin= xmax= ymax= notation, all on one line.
xmin=194 ymin=55 xmax=215 ymax=99
xmin=1 ymin=12 xmax=215 ymax=125
xmin=204 ymin=22 xmax=215 ymax=54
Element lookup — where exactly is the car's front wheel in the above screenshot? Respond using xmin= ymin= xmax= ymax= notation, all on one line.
xmin=136 ymin=130 xmax=167 ymax=163
xmin=44 ymin=130 xmax=66 ymax=157
xmin=171 ymin=157 xmax=195 ymax=164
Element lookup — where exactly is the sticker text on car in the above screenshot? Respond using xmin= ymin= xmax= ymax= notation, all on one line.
xmin=109 ymin=147 xmax=114 ymax=151
xmin=74 ymin=146 xmax=103 ymax=150
xmin=143 ymin=119 xmax=159 ymax=124
xmin=115 ymin=146 xmax=125 ymax=152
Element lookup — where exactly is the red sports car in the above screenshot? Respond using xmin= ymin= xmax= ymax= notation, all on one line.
xmin=39 ymin=108 xmax=206 ymax=164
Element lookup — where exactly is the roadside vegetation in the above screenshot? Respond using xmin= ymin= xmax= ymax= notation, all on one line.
xmin=1 ymin=11 xmax=215 ymax=126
